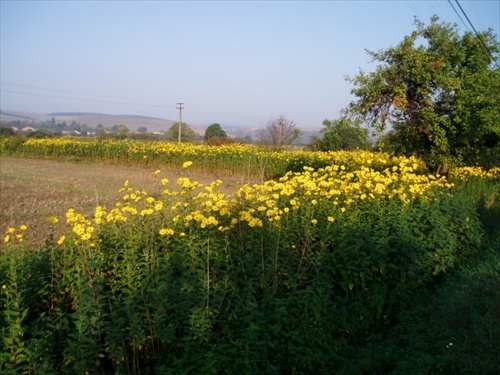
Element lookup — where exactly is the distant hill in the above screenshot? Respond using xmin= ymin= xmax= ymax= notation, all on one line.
xmin=46 ymin=112 xmax=178 ymax=133
xmin=0 ymin=110 xmax=40 ymax=122
xmin=1 ymin=110 xmax=185 ymax=134
xmin=47 ymin=112 xmax=111 ymax=117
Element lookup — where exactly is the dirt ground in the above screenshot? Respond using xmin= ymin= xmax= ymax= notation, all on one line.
xmin=0 ymin=157 xmax=253 ymax=247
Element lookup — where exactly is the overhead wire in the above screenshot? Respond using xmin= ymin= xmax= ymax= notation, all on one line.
xmin=188 ymin=104 xmax=266 ymax=123
xmin=447 ymin=0 xmax=472 ymax=33
xmin=1 ymin=82 xmax=174 ymax=106
xmin=0 ymin=82 xmax=267 ymax=124
xmin=452 ymin=0 xmax=499 ymax=68
xmin=0 ymin=89 xmax=171 ymax=109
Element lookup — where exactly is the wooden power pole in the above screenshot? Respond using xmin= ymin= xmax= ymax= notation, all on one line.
xmin=176 ymin=102 xmax=184 ymax=143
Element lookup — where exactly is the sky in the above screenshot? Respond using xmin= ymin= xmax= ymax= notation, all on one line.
xmin=1 ymin=0 xmax=499 ymax=129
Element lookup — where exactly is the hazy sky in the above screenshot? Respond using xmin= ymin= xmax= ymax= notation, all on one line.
xmin=1 ymin=1 xmax=499 ymax=129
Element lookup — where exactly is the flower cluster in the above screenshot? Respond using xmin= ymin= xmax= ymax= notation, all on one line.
xmin=11 ymin=151 xmax=496 ymax=250
xmin=5 ymin=138 xmax=432 ymax=179
xmin=451 ymin=166 xmax=500 ymax=181
xmin=53 ymin=156 xmax=457 ymax=247
xmin=66 ymin=208 xmax=95 ymax=243
xmin=3 ymin=225 xmax=28 ymax=244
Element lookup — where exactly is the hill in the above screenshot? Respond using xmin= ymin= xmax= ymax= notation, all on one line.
xmin=0 ymin=110 xmax=184 ymax=134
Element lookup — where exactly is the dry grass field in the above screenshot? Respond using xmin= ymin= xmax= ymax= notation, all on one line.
xmin=0 ymin=157 xmax=251 ymax=247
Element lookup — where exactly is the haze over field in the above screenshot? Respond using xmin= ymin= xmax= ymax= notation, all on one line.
xmin=1 ymin=1 xmax=499 ymax=129
xmin=0 ymin=110 xmax=178 ymax=133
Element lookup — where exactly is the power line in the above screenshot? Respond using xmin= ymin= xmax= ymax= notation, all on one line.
xmin=1 ymin=82 xmax=267 ymax=125
xmin=0 ymin=82 xmax=172 ymax=106
xmin=0 ymin=89 xmax=170 ymax=109
xmin=446 ymin=0 xmax=471 ymax=33
xmin=453 ymin=0 xmax=499 ymax=67
xmin=469 ymin=0 xmax=486 ymax=33
xmin=455 ymin=0 xmax=483 ymax=38
xmin=188 ymin=104 xmax=266 ymax=123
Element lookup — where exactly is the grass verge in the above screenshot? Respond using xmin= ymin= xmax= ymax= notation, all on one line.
xmin=344 ymin=189 xmax=500 ymax=375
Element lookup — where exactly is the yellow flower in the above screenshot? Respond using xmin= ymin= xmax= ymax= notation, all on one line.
xmin=311 ymin=219 xmax=318 ymax=225
xmin=149 ymin=169 xmax=161 ymax=177
xmin=159 ymin=228 xmax=175 ymax=236
xmin=140 ymin=208 xmax=154 ymax=216
xmin=20 ymin=225 xmax=28 ymax=231
xmin=57 ymin=235 xmax=66 ymax=245
xmin=182 ymin=161 xmax=193 ymax=169
xmin=327 ymin=216 xmax=335 ymax=223
xmin=4 ymin=235 xmax=11 ymax=243
xmin=48 ymin=216 xmax=59 ymax=224
xmin=6 ymin=227 xmax=16 ymax=234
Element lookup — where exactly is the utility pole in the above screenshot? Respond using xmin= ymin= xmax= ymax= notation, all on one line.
xmin=176 ymin=103 xmax=184 ymax=143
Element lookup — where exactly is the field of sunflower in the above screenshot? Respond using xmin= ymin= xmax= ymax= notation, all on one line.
xmin=1 ymin=138 xmax=499 ymax=374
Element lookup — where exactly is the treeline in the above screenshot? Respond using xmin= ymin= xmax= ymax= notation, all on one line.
xmin=0 ymin=119 xmax=255 ymax=144
xmin=0 ymin=118 xmax=153 ymax=138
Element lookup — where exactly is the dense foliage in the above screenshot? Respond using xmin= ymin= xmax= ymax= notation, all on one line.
xmin=347 ymin=16 xmax=500 ymax=172
xmin=166 ymin=122 xmax=199 ymax=143
xmin=309 ymin=117 xmax=370 ymax=151
xmin=1 ymin=142 xmax=498 ymax=373
xmin=204 ymin=123 xmax=229 ymax=145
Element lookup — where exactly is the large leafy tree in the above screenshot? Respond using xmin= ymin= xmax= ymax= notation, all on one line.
xmin=204 ymin=123 xmax=228 ymax=145
xmin=166 ymin=122 xmax=198 ymax=143
xmin=309 ymin=117 xmax=370 ymax=151
xmin=347 ymin=16 xmax=500 ymax=172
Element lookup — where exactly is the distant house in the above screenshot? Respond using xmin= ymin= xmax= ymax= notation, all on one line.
xmin=21 ymin=126 xmax=36 ymax=132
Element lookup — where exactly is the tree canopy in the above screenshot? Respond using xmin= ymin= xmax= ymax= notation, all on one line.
xmin=346 ymin=16 xmax=500 ymax=171
xmin=309 ymin=117 xmax=370 ymax=151
xmin=204 ymin=123 xmax=228 ymax=145
xmin=166 ymin=122 xmax=198 ymax=143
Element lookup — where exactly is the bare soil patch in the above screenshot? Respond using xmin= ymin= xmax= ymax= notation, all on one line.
xmin=1 ymin=157 xmax=253 ymax=247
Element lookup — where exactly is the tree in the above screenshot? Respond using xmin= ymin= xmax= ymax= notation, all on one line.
xmin=0 ymin=126 xmax=15 ymax=136
xmin=166 ymin=122 xmax=198 ymax=143
xmin=117 ymin=124 xmax=130 ymax=136
xmin=309 ymin=117 xmax=370 ymax=151
xmin=257 ymin=116 xmax=302 ymax=148
xmin=137 ymin=126 xmax=148 ymax=133
xmin=346 ymin=16 xmax=500 ymax=172
xmin=374 ymin=130 xmax=399 ymax=154
xmin=204 ymin=123 xmax=228 ymax=145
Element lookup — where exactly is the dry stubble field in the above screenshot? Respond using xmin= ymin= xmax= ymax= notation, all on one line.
xmin=0 ymin=157 xmax=252 ymax=247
